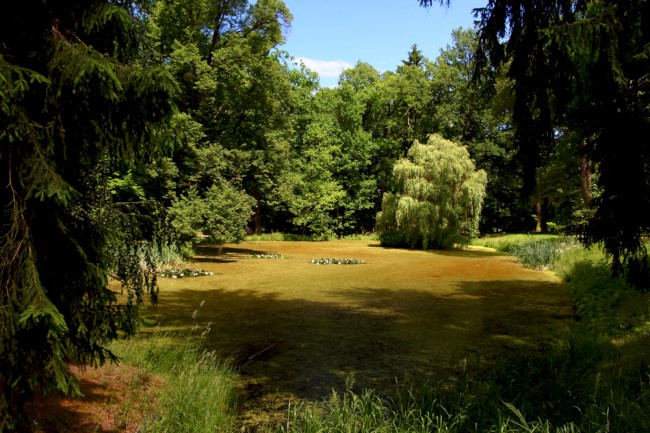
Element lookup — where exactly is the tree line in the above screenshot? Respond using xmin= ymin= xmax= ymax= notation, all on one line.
xmin=121 ymin=5 xmax=572 ymax=243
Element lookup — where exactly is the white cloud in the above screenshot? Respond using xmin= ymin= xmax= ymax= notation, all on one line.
xmin=294 ymin=57 xmax=353 ymax=78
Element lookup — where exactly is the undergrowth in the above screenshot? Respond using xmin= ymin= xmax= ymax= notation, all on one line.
xmin=565 ymin=260 xmax=644 ymax=333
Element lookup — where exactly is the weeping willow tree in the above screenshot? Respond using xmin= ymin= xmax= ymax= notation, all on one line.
xmin=0 ymin=0 xmax=177 ymax=427
xmin=377 ymin=134 xmax=487 ymax=249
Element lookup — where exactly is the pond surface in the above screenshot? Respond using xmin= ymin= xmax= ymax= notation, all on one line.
xmin=147 ymin=240 xmax=573 ymax=428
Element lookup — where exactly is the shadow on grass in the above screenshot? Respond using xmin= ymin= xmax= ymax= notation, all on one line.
xmin=147 ymin=278 xmax=572 ymax=405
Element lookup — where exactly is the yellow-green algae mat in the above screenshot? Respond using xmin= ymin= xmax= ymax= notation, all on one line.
xmin=145 ymin=240 xmax=573 ymax=429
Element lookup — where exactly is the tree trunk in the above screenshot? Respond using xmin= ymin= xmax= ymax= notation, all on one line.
xmin=206 ymin=6 xmax=226 ymax=66
xmin=535 ymin=198 xmax=547 ymax=233
xmin=579 ymin=141 xmax=593 ymax=206
xmin=253 ymin=188 xmax=263 ymax=234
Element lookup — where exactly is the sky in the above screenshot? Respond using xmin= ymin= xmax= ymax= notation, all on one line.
xmin=280 ymin=0 xmax=487 ymax=88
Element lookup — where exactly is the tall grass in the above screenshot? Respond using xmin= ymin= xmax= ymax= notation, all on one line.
xmin=109 ymin=328 xmax=237 ymax=433
xmin=280 ymin=331 xmax=650 ymax=433
xmin=510 ymin=236 xmax=578 ymax=270
xmin=135 ymin=239 xmax=186 ymax=270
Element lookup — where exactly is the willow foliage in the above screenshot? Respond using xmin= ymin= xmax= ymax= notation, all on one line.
xmin=377 ymin=134 xmax=487 ymax=249
xmin=0 ymin=1 xmax=177 ymax=427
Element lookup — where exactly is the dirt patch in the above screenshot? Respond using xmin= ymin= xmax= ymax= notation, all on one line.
xmin=27 ymin=364 xmax=162 ymax=433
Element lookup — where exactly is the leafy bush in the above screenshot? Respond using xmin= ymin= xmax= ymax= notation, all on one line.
xmin=168 ymin=184 xmax=255 ymax=244
xmin=135 ymin=239 xmax=185 ymax=270
xmin=377 ymin=229 xmax=409 ymax=248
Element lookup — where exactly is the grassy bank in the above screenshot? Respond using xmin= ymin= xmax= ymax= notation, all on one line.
xmin=108 ymin=332 xmax=238 ymax=433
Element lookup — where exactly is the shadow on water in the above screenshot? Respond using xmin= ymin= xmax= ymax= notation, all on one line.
xmin=147 ymin=275 xmax=573 ymax=427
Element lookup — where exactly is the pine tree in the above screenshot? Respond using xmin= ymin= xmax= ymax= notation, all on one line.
xmin=0 ymin=1 xmax=178 ymax=427
xmin=377 ymin=134 xmax=487 ymax=249
xmin=401 ymin=44 xmax=426 ymax=68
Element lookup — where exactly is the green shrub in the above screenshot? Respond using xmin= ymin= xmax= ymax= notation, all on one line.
xmin=136 ymin=239 xmax=185 ymax=270
xmin=168 ymin=184 xmax=255 ymax=245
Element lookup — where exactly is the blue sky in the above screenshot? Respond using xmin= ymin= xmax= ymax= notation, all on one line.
xmin=280 ymin=0 xmax=486 ymax=88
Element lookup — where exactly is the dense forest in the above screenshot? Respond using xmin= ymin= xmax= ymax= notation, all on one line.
xmin=2 ymin=0 xmax=650 ymax=428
